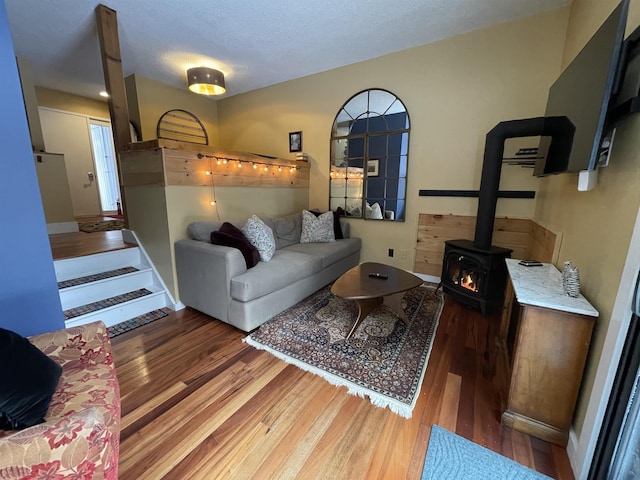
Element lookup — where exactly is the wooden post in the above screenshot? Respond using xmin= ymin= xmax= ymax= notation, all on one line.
xmin=95 ymin=4 xmax=130 ymax=224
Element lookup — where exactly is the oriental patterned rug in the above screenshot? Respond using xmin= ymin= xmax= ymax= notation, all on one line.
xmin=244 ymin=282 xmax=443 ymax=418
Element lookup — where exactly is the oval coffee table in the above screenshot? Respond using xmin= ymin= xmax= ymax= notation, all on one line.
xmin=330 ymin=262 xmax=423 ymax=339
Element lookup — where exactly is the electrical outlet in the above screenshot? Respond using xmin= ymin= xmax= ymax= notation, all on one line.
xmin=398 ymin=250 xmax=408 ymax=259
xmin=388 ymin=248 xmax=394 ymax=257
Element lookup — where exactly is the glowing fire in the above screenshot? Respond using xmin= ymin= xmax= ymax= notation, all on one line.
xmin=460 ymin=273 xmax=478 ymax=292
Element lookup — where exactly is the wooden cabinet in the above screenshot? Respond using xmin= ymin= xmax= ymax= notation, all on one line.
xmin=499 ymin=260 xmax=598 ymax=446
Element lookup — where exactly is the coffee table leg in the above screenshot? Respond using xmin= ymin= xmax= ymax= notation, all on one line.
xmin=384 ymin=292 xmax=409 ymax=323
xmin=347 ymin=297 xmax=383 ymax=339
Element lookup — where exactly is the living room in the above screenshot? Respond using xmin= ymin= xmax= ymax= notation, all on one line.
xmin=1 ymin=0 xmax=640 ymax=479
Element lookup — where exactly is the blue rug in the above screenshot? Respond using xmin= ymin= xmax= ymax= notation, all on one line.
xmin=422 ymin=425 xmax=551 ymax=480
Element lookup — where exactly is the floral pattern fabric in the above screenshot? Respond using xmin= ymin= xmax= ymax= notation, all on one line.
xmin=0 ymin=321 xmax=120 ymax=480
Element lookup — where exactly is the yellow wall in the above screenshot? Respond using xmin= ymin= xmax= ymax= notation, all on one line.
xmin=217 ymin=9 xmax=569 ymax=271
xmin=35 ymin=86 xmax=110 ymax=119
xmin=534 ymin=0 xmax=640 ymax=451
xmin=125 ymin=74 xmax=220 ymax=145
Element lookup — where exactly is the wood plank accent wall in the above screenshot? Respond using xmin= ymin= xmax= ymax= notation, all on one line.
xmin=414 ymin=213 xmax=560 ymax=276
xmin=120 ymin=139 xmax=310 ymax=188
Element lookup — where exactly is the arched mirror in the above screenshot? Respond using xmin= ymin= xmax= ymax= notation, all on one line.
xmin=330 ymin=89 xmax=410 ymax=221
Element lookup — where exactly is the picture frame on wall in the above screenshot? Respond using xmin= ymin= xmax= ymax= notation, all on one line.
xmin=289 ymin=131 xmax=302 ymax=152
xmin=367 ymin=159 xmax=379 ymax=177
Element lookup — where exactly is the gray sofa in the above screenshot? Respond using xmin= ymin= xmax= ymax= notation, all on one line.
xmin=175 ymin=212 xmax=361 ymax=331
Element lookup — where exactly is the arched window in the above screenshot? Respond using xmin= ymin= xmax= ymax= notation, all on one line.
xmin=329 ymin=89 xmax=410 ymax=221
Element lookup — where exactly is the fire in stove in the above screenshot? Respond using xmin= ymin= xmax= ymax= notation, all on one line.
xmin=458 ymin=272 xmax=479 ymax=292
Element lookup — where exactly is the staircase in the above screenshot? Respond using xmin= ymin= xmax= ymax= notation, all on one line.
xmin=54 ymin=245 xmax=176 ymax=329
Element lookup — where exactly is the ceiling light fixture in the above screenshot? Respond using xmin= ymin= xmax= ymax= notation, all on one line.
xmin=187 ymin=67 xmax=226 ymax=95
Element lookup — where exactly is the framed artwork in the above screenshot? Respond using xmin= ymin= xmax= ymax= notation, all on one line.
xmin=289 ymin=131 xmax=302 ymax=152
xmin=367 ymin=159 xmax=379 ymax=177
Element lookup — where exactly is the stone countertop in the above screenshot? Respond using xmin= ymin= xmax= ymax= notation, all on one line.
xmin=505 ymin=259 xmax=599 ymax=317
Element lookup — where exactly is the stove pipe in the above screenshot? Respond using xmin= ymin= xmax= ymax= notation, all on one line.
xmin=474 ymin=116 xmax=574 ymax=250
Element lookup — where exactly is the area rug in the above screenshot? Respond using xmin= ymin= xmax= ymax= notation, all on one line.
xmin=422 ymin=425 xmax=551 ymax=479
xmin=244 ymin=282 xmax=443 ymax=418
xmin=78 ymin=218 xmax=125 ymax=233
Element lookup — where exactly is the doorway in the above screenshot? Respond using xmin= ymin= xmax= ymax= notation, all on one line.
xmin=39 ymin=107 xmax=120 ymax=218
xmin=89 ymin=120 xmax=120 ymax=215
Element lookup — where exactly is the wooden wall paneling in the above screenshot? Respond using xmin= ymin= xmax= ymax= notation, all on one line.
xmin=529 ymin=221 xmax=561 ymax=264
xmin=119 ymin=144 xmax=311 ymax=188
xmin=414 ymin=214 xmax=536 ymax=276
xmin=119 ymin=149 xmax=166 ymax=187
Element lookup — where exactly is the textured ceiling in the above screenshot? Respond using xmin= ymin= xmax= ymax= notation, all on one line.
xmin=5 ymin=0 xmax=570 ymax=100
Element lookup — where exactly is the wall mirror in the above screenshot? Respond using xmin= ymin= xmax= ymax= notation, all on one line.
xmin=330 ymin=89 xmax=410 ymax=221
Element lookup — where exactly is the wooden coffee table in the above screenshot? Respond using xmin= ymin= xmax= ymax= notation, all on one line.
xmin=331 ymin=262 xmax=423 ymax=339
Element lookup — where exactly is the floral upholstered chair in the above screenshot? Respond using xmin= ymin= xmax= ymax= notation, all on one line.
xmin=0 ymin=321 xmax=120 ymax=479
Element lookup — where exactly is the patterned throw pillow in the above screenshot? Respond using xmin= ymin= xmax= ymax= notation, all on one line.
xmin=242 ymin=215 xmax=276 ymax=262
xmin=300 ymin=210 xmax=335 ymax=243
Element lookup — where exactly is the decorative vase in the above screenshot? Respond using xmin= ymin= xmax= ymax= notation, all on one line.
xmin=562 ymin=261 xmax=580 ymax=297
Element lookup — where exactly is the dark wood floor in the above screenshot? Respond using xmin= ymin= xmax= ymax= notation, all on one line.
xmin=111 ymin=300 xmax=575 ymax=480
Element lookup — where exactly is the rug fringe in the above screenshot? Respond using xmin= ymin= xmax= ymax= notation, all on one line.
xmin=243 ymin=283 xmax=445 ymax=419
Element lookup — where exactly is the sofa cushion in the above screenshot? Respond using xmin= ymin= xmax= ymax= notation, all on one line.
xmin=0 ymin=328 xmax=62 ymax=429
xmin=301 ymin=210 xmax=335 ymax=243
xmin=283 ymin=238 xmax=361 ymax=269
xmin=273 ymin=212 xmax=302 ymax=249
xmin=230 ymin=249 xmax=323 ymax=302
xmin=211 ymin=222 xmax=260 ymax=268
xmin=310 ymin=209 xmax=344 ymax=239
xmin=242 ymin=215 xmax=276 ymax=262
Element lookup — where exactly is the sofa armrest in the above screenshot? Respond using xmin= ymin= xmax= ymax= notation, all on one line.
xmin=0 ymin=407 xmax=119 ymax=479
xmin=29 ymin=321 xmax=111 ymax=368
xmin=175 ymin=239 xmax=247 ymax=322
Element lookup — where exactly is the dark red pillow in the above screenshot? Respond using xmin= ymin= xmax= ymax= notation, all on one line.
xmin=310 ymin=210 xmax=344 ymax=240
xmin=211 ymin=222 xmax=260 ymax=268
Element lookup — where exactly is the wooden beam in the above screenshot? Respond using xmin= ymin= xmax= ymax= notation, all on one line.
xmin=95 ymin=4 xmax=130 ymax=152
xmin=95 ymin=4 xmax=130 ymax=225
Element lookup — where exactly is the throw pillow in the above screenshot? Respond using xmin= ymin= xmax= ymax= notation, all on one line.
xmin=301 ymin=210 xmax=336 ymax=243
xmin=309 ymin=209 xmax=344 ymax=239
xmin=211 ymin=222 xmax=260 ymax=268
xmin=0 ymin=328 xmax=62 ymax=430
xmin=242 ymin=215 xmax=276 ymax=262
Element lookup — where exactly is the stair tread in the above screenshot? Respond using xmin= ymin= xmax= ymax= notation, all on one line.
xmin=58 ymin=266 xmax=140 ymax=289
xmin=107 ymin=308 xmax=171 ymax=338
xmin=63 ymin=288 xmax=154 ymax=320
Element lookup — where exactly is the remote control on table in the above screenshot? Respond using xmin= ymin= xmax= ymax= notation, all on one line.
xmin=368 ymin=272 xmax=388 ymax=279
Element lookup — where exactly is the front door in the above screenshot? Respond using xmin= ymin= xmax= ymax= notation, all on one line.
xmin=39 ymin=108 xmax=101 ymax=217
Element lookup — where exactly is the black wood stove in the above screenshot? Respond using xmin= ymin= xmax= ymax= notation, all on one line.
xmin=441 ymin=239 xmax=511 ymax=315
xmin=439 ymin=117 xmax=572 ymax=314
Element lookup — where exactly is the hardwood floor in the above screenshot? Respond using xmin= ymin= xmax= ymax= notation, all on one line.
xmin=49 ymin=230 xmax=131 ymax=260
xmin=112 ymin=299 xmax=576 ymax=480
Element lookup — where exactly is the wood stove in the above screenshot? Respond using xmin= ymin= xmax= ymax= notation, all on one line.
xmin=441 ymin=239 xmax=511 ymax=315
xmin=439 ymin=118 xmax=565 ymax=313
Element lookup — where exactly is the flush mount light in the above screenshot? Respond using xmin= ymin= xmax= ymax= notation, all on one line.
xmin=187 ymin=67 xmax=226 ymax=95
xmin=99 ymin=91 xmax=109 ymax=98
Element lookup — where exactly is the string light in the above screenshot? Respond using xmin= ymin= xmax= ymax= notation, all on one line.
xmin=197 ymin=153 xmax=300 ymax=174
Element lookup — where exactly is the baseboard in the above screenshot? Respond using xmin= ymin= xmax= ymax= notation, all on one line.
xmin=414 ymin=272 xmax=441 ymax=284
xmin=47 ymin=221 xmax=79 ymax=234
